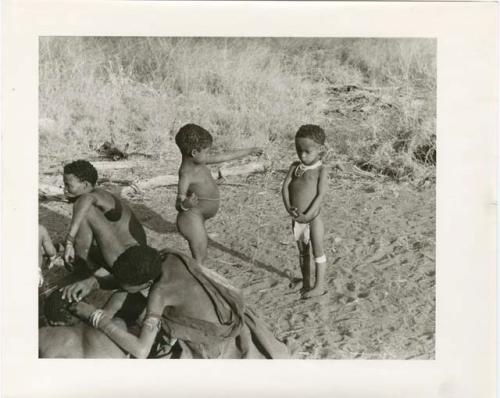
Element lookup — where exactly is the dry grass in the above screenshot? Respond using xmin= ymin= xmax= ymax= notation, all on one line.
xmin=39 ymin=37 xmax=435 ymax=182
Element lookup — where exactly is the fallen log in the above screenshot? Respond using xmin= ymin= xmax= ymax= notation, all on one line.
xmin=40 ymin=161 xmax=270 ymax=200
xmin=39 ymin=183 xmax=67 ymax=202
xmin=121 ymin=161 xmax=270 ymax=196
xmin=218 ymin=161 xmax=270 ymax=178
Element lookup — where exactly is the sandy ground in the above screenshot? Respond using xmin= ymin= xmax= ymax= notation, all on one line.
xmin=39 ymin=155 xmax=435 ymax=359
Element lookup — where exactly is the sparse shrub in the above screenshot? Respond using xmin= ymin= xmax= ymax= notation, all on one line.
xmin=39 ymin=37 xmax=435 ymax=182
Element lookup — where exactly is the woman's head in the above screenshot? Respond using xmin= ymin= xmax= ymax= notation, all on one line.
xmin=63 ymin=160 xmax=98 ymax=199
xmin=112 ymin=245 xmax=162 ymax=293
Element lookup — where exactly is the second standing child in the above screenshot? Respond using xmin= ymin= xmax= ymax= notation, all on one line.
xmin=174 ymin=123 xmax=263 ymax=265
xmin=282 ymin=125 xmax=329 ymax=299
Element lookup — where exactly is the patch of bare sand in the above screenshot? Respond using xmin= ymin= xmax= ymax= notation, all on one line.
xmin=39 ymin=165 xmax=435 ymax=359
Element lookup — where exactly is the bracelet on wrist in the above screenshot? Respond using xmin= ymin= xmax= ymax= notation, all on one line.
xmin=89 ymin=309 xmax=105 ymax=328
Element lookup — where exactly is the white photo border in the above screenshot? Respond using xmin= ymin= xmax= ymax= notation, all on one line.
xmin=2 ymin=1 xmax=497 ymax=397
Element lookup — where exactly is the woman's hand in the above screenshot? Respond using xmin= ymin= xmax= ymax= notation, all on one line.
xmin=48 ymin=255 xmax=65 ymax=269
xmin=64 ymin=243 xmax=75 ymax=265
xmin=71 ymin=301 xmax=97 ymax=320
xmin=61 ymin=276 xmax=98 ymax=303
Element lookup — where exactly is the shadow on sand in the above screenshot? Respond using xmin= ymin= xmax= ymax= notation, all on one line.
xmin=39 ymin=200 xmax=290 ymax=281
xmin=128 ymin=201 xmax=290 ymax=280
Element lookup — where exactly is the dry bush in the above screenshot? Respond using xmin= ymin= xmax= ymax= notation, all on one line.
xmin=39 ymin=37 xmax=435 ymax=182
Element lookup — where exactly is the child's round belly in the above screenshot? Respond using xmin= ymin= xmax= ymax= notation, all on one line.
xmin=197 ymin=199 xmax=220 ymax=219
xmin=289 ymin=189 xmax=316 ymax=214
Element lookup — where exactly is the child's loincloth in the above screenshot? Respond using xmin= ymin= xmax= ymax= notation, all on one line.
xmin=292 ymin=220 xmax=310 ymax=244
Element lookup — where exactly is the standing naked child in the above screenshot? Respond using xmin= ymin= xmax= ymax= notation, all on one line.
xmin=61 ymin=160 xmax=147 ymax=302
xmin=174 ymin=123 xmax=263 ymax=265
xmin=282 ymin=125 xmax=329 ymax=299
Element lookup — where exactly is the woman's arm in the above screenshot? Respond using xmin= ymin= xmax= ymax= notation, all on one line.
xmin=98 ymin=314 xmax=159 ymax=358
xmin=102 ymin=291 xmax=129 ymax=317
xmin=205 ymin=147 xmax=262 ymax=164
xmin=66 ymin=194 xmax=97 ymax=240
xmin=77 ymin=292 xmax=167 ymax=359
xmin=299 ymin=167 xmax=329 ymax=222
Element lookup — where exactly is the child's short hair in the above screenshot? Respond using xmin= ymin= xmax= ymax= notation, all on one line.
xmin=175 ymin=124 xmax=213 ymax=155
xmin=113 ymin=245 xmax=162 ymax=285
xmin=295 ymin=125 xmax=326 ymax=145
xmin=63 ymin=160 xmax=98 ymax=186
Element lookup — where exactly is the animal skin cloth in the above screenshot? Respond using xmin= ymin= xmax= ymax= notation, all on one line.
xmin=150 ymin=250 xmax=290 ymax=359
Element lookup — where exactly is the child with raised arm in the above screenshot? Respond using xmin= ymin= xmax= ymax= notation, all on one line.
xmin=282 ymin=125 xmax=329 ymax=299
xmin=174 ymin=123 xmax=263 ymax=264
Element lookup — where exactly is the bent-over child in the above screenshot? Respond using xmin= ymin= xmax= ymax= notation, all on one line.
xmin=61 ymin=159 xmax=147 ymax=302
xmin=174 ymin=123 xmax=262 ymax=265
xmin=282 ymin=125 xmax=329 ymax=299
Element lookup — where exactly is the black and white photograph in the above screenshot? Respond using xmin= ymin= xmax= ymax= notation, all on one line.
xmin=37 ymin=37 xmax=436 ymax=360
xmin=2 ymin=1 xmax=497 ymax=397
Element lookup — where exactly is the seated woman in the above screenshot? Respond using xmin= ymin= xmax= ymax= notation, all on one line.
xmin=73 ymin=246 xmax=290 ymax=359
xmin=60 ymin=160 xmax=147 ymax=303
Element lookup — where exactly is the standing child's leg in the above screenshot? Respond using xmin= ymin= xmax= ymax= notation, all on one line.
xmin=176 ymin=209 xmax=208 ymax=264
xmin=297 ymin=241 xmax=311 ymax=293
xmin=302 ymin=216 xmax=326 ymax=299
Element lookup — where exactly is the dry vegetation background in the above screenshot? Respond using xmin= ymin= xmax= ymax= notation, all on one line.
xmin=40 ymin=37 xmax=435 ymax=181
xmin=39 ymin=37 xmax=436 ymax=359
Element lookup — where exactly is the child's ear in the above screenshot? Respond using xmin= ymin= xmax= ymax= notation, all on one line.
xmin=191 ymin=149 xmax=199 ymax=158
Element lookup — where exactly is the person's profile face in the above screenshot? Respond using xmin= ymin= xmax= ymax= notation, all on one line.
xmin=63 ymin=173 xmax=89 ymax=199
xmin=295 ymin=137 xmax=323 ymax=166
xmin=191 ymin=146 xmax=210 ymax=164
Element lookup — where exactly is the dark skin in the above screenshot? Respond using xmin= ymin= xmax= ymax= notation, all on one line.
xmin=61 ymin=173 xmax=146 ymax=302
xmin=176 ymin=145 xmax=263 ymax=265
xmin=39 ymin=293 xmax=130 ymax=358
xmin=73 ymin=252 xmax=229 ymax=358
xmin=282 ymin=137 xmax=328 ymax=298
xmin=39 ymin=225 xmax=64 ymax=287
